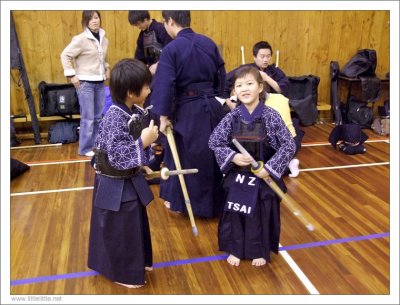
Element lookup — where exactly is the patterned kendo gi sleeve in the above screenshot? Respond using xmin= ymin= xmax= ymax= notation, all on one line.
xmin=96 ymin=105 xmax=154 ymax=170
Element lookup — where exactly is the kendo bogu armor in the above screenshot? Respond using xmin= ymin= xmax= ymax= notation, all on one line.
xmin=143 ymin=30 xmax=163 ymax=65
xmin=231 ymin=115 xmax=274 ymax=168
xmin=223 ymin=113 xmax=277 ymax=216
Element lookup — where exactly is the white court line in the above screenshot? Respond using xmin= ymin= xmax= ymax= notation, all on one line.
xmin=301 ymin=143 xmax=333 ymax=147
xmin=279 ymin=243 xmax=320 ymax=294
xmin=11 ymin=162 xmax=389 ymax=196
xmin=299 ymin=161 xmax=389 ymax=172
xmin=11 ymin=186 xmax=93 ymax=197
xmin=11 ymin=143 xmax=62 ymax=150
xmin=27 ymin=159 xmax=90 ymax=167
xmin=19 ymin=139 xmax=389 ymax=167
xmin=302 ymin=139 xmax=389 ymax=147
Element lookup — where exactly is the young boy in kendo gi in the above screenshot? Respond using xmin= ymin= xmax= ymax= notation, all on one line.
xmin=209 ymin=66 xmax=295 ymax=267
xmin=88 ymin=59 xmax=159 ymax=288
xmin=128 ymin=11 xmax=173 ymax=180
xmin=128 ymin=10 xmax=172 ymax=75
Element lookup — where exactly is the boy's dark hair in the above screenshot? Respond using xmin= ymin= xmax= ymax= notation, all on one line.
xmin=81 ymin=11 xmax=101 ymax=28
xmin=110 ymin=59 xmax=152 ymax=104
xmin=252 ymin=41 xmax=273 ymax=57
xmin=232 ymin=66 xmax=265 ymax=99
xmin=162 ymin=11 xmax=190 ymax=27
xmin=128 ymin=10 xmax=150 ymax=25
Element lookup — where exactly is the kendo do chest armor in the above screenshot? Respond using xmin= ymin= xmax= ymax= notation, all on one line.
xmin=143 ymin=30 xmax=163 ymax=62
xmin=232 ymin=115 xmax=274 ymax=166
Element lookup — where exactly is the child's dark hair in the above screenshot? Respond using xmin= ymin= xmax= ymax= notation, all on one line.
xmin=252 ymin=41 xmax=273 ymax=57
xmin=128 ymin=11 xmax=150 ymax=25
xmin=162 ymin=11 xmax=191 ymax=27
xmin=232 ymin=66 xmax=265 ymax=101
xmin=110 ymin=59 xmax=152 ymax=104
xmin=82 ymin=11 xmax=101 ymax=28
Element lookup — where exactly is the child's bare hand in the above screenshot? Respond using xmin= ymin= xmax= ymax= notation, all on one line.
xmin=141 ymin=120 xmax=159 ymax=148
xmin=232 ymin=153 xmax=253 ymax=166
xmin=142 ymin=166 xmax=153 ymax=175
xmin=149 ymin=62 xmax=158 ymax=75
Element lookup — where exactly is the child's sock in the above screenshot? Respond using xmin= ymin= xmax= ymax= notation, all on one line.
xmin=288 ymin=158 xmax=300 ymax=178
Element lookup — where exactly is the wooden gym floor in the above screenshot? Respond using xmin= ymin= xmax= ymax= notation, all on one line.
xmin=8 ymin=121 xmax=394 ymax=302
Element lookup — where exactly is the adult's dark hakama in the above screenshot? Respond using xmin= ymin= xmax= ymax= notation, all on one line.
xmin=158 ymin=92 xmax=225 ymax=217
xmin=151 ymin=28 xmax=226 ymax=218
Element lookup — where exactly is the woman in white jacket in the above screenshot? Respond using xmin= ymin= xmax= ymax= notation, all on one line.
xmin=61 ymin=10 xmax=110 ymax=157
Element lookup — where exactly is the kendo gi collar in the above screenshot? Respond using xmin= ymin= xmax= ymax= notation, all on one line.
xmin=238 ymin=101 xmax=264 ymax=124
xmin=110 ymin=103 xmax=133 ymax=115
xmin=177 ymin=28 xmax=194 ymax=37
xmin=111 ymin=103 xmax=148 ymax=115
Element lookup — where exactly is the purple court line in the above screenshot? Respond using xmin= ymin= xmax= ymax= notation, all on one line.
xmin=10 ymin=271 xmax=98 ymax=286
xmin=279 ymin=232 xmax=389 ymax=251
xmin=10 ymin=232 xmax=389 ymax=286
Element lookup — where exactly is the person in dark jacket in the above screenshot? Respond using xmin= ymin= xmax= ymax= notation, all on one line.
xmin=128 ymin=11 xmax=172 ymax=177
xmin=88 ymin=59 xmax=159 ymax=288
xmin=128 ymin=10 xmax=172 ymax=75
xmin=151 ymin=10 xmax=226 ymax=218
xmin=224 ymin=41 xmax=289 ymax=101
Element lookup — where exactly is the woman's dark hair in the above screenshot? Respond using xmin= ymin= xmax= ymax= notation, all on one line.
xmin=128 ymin=11 xmax=150 ymax=25
xmin=81 ymin=11 xmax=101 ymax=28
xmin=252 ymin=41 xmax=273 ymax=57
xmin=110 ymin=59 xmax=152 ymax=104
xmin=232 ymin=66 xmax=265 ymax=100
xmin=162 ymin=11 xmax=190 ymax=27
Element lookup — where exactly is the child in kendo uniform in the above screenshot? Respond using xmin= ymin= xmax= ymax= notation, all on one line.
xmin=88 ymin=59 xmax=159 ymax=288
xmin=209 ymin=66 xmax=295 ymax=267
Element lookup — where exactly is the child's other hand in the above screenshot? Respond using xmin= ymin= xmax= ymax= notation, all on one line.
xmin=159 ymin=116 xmax=172 ymax=134
xmin=142 ymin=166 xmax=153 ymax=175
xmin=141 ymin=120 xmax=159 ymax=148
xmin=232 ymin=153 xmax=252 ymax=166
xmin=149 ymin=62 xmax=158 ymax=75
xmin=70 ymin=76 xmax=80 ymax=89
